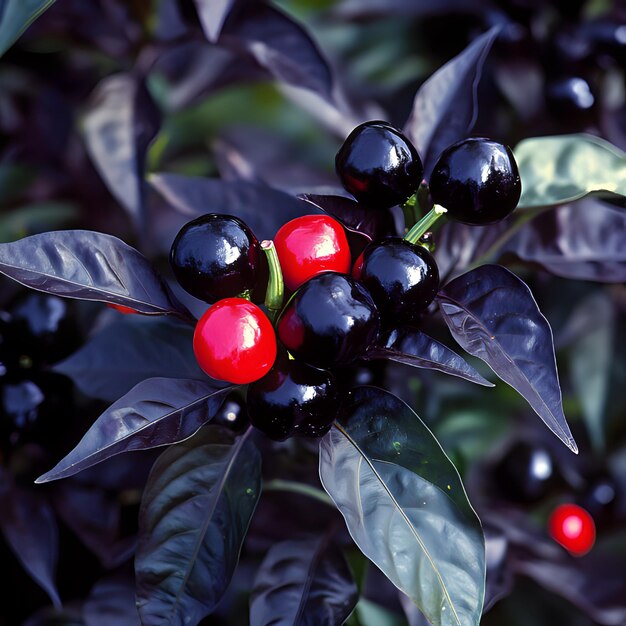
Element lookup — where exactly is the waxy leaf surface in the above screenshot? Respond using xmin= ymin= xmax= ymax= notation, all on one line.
xmin=366 ymin=327 xmax=493 ymax=387
xmin=438 ymin=265 xmax=577 ymax=452
xmin=319 ymin=387 xmax=485 ymax=626
xmin=36 ymin=379 xmax=230 ymax=483
xmin=136 ymin=427 xmax=261 ymax=626
xmin=515 ymin=134 xmax=626 ymax=208
xmin=0 ymin=230 xmax=190 ymax=317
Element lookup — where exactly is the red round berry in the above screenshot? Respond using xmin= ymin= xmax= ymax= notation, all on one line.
xmin=274 ymin=215 xmax=351 ymax=291
xmin=107 ymin=303 xmax=138 ymax=315
xmin=193 ymin=298 xmax=277 ymax=384
xmin=548 ymin=503 xmax=596 ymax=556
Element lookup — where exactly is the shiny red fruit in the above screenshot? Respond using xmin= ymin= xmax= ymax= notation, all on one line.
xmin=193 ymin=298 xmax=277 ymax=384
xmin=549 ymin=503 xmax=596 ymax=556
xmin=274 ymin=215 xmax=351 ymax=291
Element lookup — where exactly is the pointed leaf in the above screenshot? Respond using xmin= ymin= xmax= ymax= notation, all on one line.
xmin=192 ymin=0 xmax=234 ymax=42
xmin=136 ymin=426 xmax=261 ymax=626
xmin=515 ymin=134 xmax=626 ymax=208
xmin=438 ymin=264 xmax=577 ymax=452
xmin=54 ymin=317 xmax=205 ymax=402
xmin=0 ymin=0 xmax=56 ymax=57
xmin=405 ymin=26 xmax=500 ymax=177
xmin=0 ymin=471 xmax=60 ymax=607
xmin=319 ymin=387 xmax=485 ymax=626
xmin=505 ymin=199 xmax=626 ymax=283
xmin=36 ymin=379 xmax=231 ymax=483
xmin=150 ymin=173 xmax=313 ymax=240
xmin=366 ymin=327 xmax=493 ymax=387
xmin=222 ymin=3 xmax=333 ymax=100
xmin=0 ymin=230 xmax=190 ymax=317
xmin=83 ymin=73 xmax=161 ymax=228
xmin=250 ymin=537 xmax=358 ymax=626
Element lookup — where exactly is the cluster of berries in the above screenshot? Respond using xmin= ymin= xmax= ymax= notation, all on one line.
xmin=170 ymin=121 xmax=521 ymax=442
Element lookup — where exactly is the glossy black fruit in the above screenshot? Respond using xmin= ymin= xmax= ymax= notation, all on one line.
xmin=335 ymin=121 xmax=423 ymax=209
xmin=170 ymin=214 xmax=268 ymax=304
xmin=545 ymin=76 xmax=597 ymax=122
xmin=494 ymin=441 xmax=558 ymax=503
xmin=581 ymin=473 xmax=617 ymax=518
xmin=277 ymin=273 xmax=380 ymax=369
xmin=247 ymin=352 xmax=339 ymax=441
xmin=355 ymin=238 xmax=439 ymax=326
xmin=429 ymin=138 xmax=521 ymax=225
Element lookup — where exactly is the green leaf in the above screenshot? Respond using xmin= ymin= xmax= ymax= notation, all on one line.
xmin=0 ymin=202 xmax=78 ymax=242
xmin=135 ymin=426 xmax=261 ymax=626
xmin=319 ymin=387 xmax=485 ymax=626
xmin=515 ymin=134 xmax=626 ymax=208
xmin=0 ymin=0 xmax=57 ymax=57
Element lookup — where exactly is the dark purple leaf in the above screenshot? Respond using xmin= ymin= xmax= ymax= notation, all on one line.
xmin=136 ymin=426 xmax=261 ymax=626
xmin=193 ymin=0 xmax=235 ymax=42
xmin=221 ymin=3 xmax=333 ymax=100
xmin=249 ymin=537 xmax=358 ymax=626
xmin=320 ymin=387 xmax=485 ymax=626
xmin=83 ymin=73 xmax=161 ymax=228
xmin=366 ymin=327 xmax=494 ymax=387
xmin=405 ymin=26 xmax=500 ymax=177
xmin=438 ymin=265 xmax=577 ymax=453
xmin=0 ymin=0 xmax=57 ymax=57
xmin=503 ymin=200 xmax=626 ymax=283
xmin=84 ymin=575 xmax=140 ymax=626
xmin=0 ymin=470 xmax=60 ymax=607
xmin=0 ymin=230 xmax=191 ymax=318
xmin=298 ymin=193 xmax=395 ymax=241
xmin=36 ymin=379 xmax=231 ymax=483
xmin=150 ymin=173 xmax=315 ymax=240
xmin=54 ymin=485 xmax=136 ymax=569
xmin=54 ymin=317 xmax=205 ymax=402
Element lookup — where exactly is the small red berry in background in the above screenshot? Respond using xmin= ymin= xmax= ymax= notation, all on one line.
xmin=274 ymin=215 xmax=351 ymax=291
xmin=107 ymin=303 xmax=138 ymax=315
xmin=549 ymin=503 xmax=596 ymax=556
xmin=193 ymin=298 xmax=277 ymax=385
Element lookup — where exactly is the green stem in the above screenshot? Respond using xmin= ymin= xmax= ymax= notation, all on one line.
xmin=263 ymin=479 xmax=334 ymax=507
xmin=261 ymin=240 xmax=284 ymax=321
xmin=404 ymin=204 xmax=448 ymax=244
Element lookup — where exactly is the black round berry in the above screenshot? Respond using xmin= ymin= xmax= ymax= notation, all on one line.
xmin=494 ymin=441 xmax=558 ymax=503
xmin=545 ymin=76 xmax=597 ymax=122
xmin=277 ymin=273 xmax=380 ymax=369
xmin=335 ymin=121 xmax=423 ymax=209
xmin=356 ymin=238 xmax=439 ymax=327
xmin=213 ymin=392 xmax=249 ymax=432
xmin=429 ymin=138 xmax=521 ymax=225
xmin=170 ymin=214 xmax=267 ymax=304
xmin=247 ymin=352 xmax=339 ymax=441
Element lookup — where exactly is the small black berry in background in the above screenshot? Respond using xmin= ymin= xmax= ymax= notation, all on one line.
xmin=494 ymin=441 xmax=559 ymax=503
xmin=170 ymin=214 xmax=268 ymax=304
xmin=335 ymin=121 xmax=423 ymax=209
xmin=213 ymin=392 xmax=249 ymax=432
xmin=247 ymin=351 xmax=339 ymax=441
xmin=354 ymin=238 xmax=439 ymax=327
xmin=429 ymin=138 xmax=521 ymax=225
xmin=545 ymin=76 xmax=597 ymax=123
xmin=277 ymin=272 xmax=380 ymax=369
